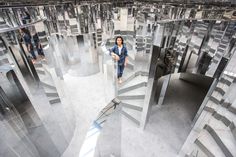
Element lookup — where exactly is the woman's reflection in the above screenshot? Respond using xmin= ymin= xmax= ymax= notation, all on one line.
xmin=20 ymin=28 xmax=37 ymax=63
xmin=20 ymin=28 xmax=46 ymax=63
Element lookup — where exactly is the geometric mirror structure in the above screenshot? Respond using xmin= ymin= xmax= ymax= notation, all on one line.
xmin=0 ymin=1 xmax=236 ymax=157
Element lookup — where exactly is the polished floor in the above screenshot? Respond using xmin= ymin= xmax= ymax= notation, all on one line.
xmin=61 ymin=71 xmax=108 ymax=157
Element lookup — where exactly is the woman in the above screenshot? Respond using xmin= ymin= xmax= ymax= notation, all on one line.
xmin=20 ymin=28 xmax=37 ymax=63
xmin=33 ymin=33 xmax=45 ymax=60
xmin=110 ymin=36 xmax=128 ymax=84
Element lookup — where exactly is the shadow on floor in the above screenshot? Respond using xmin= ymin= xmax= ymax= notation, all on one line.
xmin=147 ymin=77 xmax=209 ymax=155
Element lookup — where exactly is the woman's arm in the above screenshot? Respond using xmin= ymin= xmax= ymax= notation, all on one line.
xmin=124 ymin=47 xmax=128 ymax=66
xmin=109 ymin=46 xmax=115 ymax=56
xmin=124 ymin=56 xmax=128 ymax=67
xmin=110 ymin=46 xmax=120 ymax=61
xmin=27 ymin=44 xmax=31 ymax=52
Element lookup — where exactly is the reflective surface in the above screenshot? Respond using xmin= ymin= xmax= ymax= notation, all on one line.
xmin=0 ymin=2 xmax=236 ymax=157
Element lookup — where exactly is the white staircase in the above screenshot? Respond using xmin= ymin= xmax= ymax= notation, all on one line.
xmin=117 ymin=71 xmax=148 ymax=126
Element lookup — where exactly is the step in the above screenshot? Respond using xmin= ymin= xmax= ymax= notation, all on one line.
xmin=95 ymin=107 xmax=114 ymax=126
xmin=223 ymin=74 xmax=235 ymax=82
xmin=212 ymin=110 xmax=231 ymax=127
xmin=225 ymin=32 xmax=231 ymax=36
xmin=45 ymin=92 xmax=59 ymax=97
xmin=34 ymin=63 xmax=43 ymax=68
xmin=121 ymin=107 xmax=141 ymax=126
xmin=215 ymin=34 xmax=222 ymax=39
xmin=206 ymin=119 xmax=236 ymax=157
xmin=215 ymin=53 xmax=222 ymax=59
xmin=221 ymin=102 xmax=231 ymax=108
xmin=211 ymin=90 xmax=223 ymax=100
xmin=219 ymin=43 xmax=228 ymax=47
xmin=209 ymin=95 xmax=221 ymax=105
xmin=120 ymin=75 xmax=148 ymax=89
xmin=221 ymin=40 xmax=228 ymax=45
xmin=204 ymin=106 xmax=215 ymax=114
xmin=139 ymin=71 xmax=149 ymax=76
xmin=118 ymin=82 xmax=147 ymax=95
xmin=222 ymin=39 xmax=228 ymax=43
xmin=185 ymin=144 xmax=208 ymax=157
xmin=212 ymin=58 xmax=218 ymax=64
xmin=36 ymin=69 xmax=46 ymax=75
xmin=121 ymin=102 xmax=143 ymax=111
xmin=219 ymin=44 xmax=227 ymax=49
xmin=216 ymin=83 xmax=230 ymax=94
xmin=197 ymin=129 xmax=225 ymax=157
xmin=206 ymin=100 xmax=220 ymax=111
xmin=42 ymin=86 xmax=58 ymax=94
xmin=121 ymin=99 xmax=144 ymax=107
xmin=215 ymin=31 xmax=224 ymax=36
xmin=49 ymin=98 xmax=61 ymax=105
xmin=0 ymin=58 xmax=9 ymax=65
xmin=118 ymin=86 xmax=146 ymax=96
xmin=119 ymin=72 xmax=137 ymax=88
xmin=219 ymin=78 xmax=231 ymax=86
xmin=40 ymin=81 xmax=57 ymax=90
xmin=194 ymin=139 xmax=215 ymax=157
xmin=209 ymin=48 xmax=216 ymax=54
xmin=214 ymin=38 xmax=221 ymax=43
xmin=40 ymin=59 xmax=48 ymax=65
xmin=118 ymin=95 xmax=145 ymax=100
xmin=95 ymin=108 xmax=115 ymax=125
xmin=216 ymin=108 xmax=236 ymax=131
xmin=217 ymin=48 xmax=224 ymax=54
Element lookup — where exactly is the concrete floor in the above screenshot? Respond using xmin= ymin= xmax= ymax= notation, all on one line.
xmin=95 ymin=76 xmax=208 ymax=157
xmin=62 ymin=72 xmax=110 ymax=157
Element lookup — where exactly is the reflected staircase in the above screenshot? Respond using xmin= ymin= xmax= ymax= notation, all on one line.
xmin=34 ymin=61 xmax=61 ymax=105
xmin=185 ymin=73 xmax=236 ymax=157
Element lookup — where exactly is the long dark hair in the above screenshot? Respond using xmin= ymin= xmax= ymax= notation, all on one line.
xmin=25 ymin=11 xmax=31 ymax=18
xmin=115 ymin=36 xmax=124 ymax=45
xmin=21 ymin=28 xmax=31 ymax=37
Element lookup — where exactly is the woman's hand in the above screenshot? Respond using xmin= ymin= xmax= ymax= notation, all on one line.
xmin=124 ymin=57 xmax=128 ymax=67
xmin=111 ymin=53 xmax=120 ymax=61
xmin=28 ymin=45 xmax=31 ymax=52
xmin=124 ymin=62 xmax=127 ymax=67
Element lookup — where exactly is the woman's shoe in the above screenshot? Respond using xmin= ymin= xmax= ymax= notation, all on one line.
xmin=118 ymin=78 xmax=122 ymax=84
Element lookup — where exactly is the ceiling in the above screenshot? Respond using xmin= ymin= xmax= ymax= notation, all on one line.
xmin=0 ymin=0 xmax=235 ymax=7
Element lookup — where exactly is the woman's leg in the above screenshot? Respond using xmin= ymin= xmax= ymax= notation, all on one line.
xmin=37 ymin=44 xmax=45 ymax=56
xmin=29 ymin=44 xmax=36 ymax=60
xmin=117 ymin=65 xmax=121 ymax=78
xmin=119 ymin=64 xmax=125 ymax=78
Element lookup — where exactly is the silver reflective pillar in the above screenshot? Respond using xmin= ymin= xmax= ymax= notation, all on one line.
xmin=157 ymin=74 xmax=171 ymax=106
